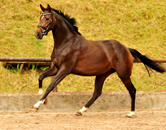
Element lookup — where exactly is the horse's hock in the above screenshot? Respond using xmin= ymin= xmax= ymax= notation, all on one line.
xmin=0 ymin=91 xmax=166 ymax=112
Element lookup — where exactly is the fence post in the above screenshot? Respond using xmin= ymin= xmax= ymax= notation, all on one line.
xmin=19 ymin=63 xmax=24 ymax=73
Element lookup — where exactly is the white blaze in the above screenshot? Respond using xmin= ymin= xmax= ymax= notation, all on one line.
xmin=41 ymin=15 xmax=44 ymax=20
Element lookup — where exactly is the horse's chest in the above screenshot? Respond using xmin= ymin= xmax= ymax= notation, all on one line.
xmin=51 ymin=47 xmax=73 ymax=65
xmin=51 ymin=52 xmax=67 ymax=67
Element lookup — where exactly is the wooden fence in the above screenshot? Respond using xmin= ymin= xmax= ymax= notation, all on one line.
xmin=0 ymin=57 xmax=165 ymax=92
xmin=0 ymin=57 xmax=166 ymax=73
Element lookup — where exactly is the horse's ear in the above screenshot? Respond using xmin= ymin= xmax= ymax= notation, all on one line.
xmin=40 ymin=4 xmax=45 ymax=11
xmin=47 ymin=4 xmax=51 ymax=12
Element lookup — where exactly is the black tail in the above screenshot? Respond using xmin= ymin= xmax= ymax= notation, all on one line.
xmin=129 ymin=48 xmax=165 ymax=74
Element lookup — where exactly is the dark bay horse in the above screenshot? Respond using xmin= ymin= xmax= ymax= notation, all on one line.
xmin=32 ymin=4 xmax=165 ymax=117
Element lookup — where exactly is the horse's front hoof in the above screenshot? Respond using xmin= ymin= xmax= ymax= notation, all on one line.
xmin=75 ymin=112 xmax=82 ymax=116
xmin=44 ymin=98 xmax=48 ymax=105
xmin=29 ymin=106 xmax=39 ymax=112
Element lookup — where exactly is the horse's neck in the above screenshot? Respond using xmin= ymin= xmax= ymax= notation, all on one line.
xmin=52 ymin=17 xmax=77 ymax=49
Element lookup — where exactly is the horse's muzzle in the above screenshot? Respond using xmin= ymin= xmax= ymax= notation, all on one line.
xmin=35 ymin=32 xmax=43 ymax=39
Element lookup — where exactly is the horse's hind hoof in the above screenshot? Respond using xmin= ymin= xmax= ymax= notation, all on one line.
xmin=75 ymin=112 xmax=82 ymax=116
xmin=125 ymin=112 xmax=136 ymax=118
xmin=125 ymin=114 xmax=136 ymax=118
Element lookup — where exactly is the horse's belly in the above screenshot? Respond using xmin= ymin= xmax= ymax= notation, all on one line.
xmin=72 ymin=58 xmax=112 ymax=76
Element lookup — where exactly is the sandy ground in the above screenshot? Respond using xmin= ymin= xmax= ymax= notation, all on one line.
xmin=0 ymin=110 xmax=166 ymax=130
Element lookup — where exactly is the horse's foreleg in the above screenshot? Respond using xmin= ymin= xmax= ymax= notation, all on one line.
xmin=76 ymin=71 xmax=114 ymax=116
xmin=31 ymin=67 xmax=68 ymax=111
xmin=38 ymin=65 xmax=58 ymax=95
xmin=31 ymin=99 xmax=47 ymax=111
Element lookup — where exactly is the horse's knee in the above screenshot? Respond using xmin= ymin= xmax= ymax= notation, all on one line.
xmin=38 ymin=74 xmax=44 ymax=81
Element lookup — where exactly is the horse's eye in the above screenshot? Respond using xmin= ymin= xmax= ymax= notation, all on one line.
xmin=46 ymin=18 xmax=49 ymax=21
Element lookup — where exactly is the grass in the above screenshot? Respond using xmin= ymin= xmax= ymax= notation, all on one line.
xmin=0 ymin=0 xmax=166 ymax=93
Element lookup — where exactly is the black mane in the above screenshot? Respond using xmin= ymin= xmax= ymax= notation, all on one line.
xmin=51 ymin=8 xmax=81 ymax=35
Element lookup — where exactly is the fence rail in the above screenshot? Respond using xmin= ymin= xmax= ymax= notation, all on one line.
xmin=0 ymin=57 xmax=52 ymax=62
xmin=0 ymin=57 xmax=52 ymax=73
xmin=0 ymin=57 xmax=166 ymax=73
xmin=144 ymin=58 xmax=166 ymax=63
xmin=0 ymin=57 xmax=166 ymax=63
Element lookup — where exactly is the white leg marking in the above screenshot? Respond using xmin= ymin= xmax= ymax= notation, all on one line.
xmin=38 ymin=88 xmax=44 ymax=95
xmin=79 ymin=106 xmax=88 ymax=113
xmin=126 ymin=111 xmax=135 ymax=117
xmin=34 ymin=99 xmax=45 ymax=108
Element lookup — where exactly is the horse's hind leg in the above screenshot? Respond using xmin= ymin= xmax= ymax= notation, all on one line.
xmin=118 ymin=75 xmax=136 ymax=117
xmin=75 ymin=70 xmax=115 ymax=116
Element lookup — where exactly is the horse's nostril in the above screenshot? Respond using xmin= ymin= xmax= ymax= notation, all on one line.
xmin=35 ymin=32 xmax=43 ymax=39
xmin=35 ymin=32 xmax=39 ymax=37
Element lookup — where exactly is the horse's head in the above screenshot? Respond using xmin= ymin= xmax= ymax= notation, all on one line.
xmin=35 ymin=4 xmax=56 ymax=39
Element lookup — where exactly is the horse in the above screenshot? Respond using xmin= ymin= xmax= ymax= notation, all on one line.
xmin=32 ymin=4 xmax=165 ymax=117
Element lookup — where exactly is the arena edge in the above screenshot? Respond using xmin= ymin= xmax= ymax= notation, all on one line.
xmin=0 ymin=91 xmax=166 ymax=112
